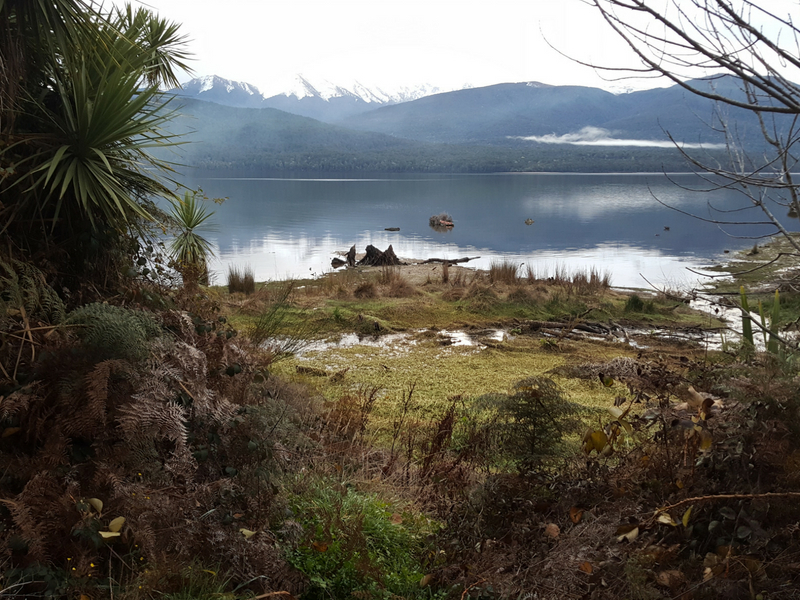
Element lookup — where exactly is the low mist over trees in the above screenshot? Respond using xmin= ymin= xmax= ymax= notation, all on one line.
xmin=590 ymin=0 xmax=800 ymax=250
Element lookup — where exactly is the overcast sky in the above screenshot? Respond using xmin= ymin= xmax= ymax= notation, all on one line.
xmin=121 ymin=0 xmax=673 ymax=95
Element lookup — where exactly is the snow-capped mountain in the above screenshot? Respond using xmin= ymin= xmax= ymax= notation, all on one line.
xmin=169 ymin=74 xmax=469 ymax=122
xmin=267 ymin=74 xmax=457 ymax=104
xmin=174 ymin=75 xmax=265 ymax=108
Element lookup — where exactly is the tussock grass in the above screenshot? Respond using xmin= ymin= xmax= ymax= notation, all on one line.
xmin=354 ymin=280 xmax=378 ymax=299
xmin=506 ymin=286 xmax=536 ymax=305
xmin=489 ymin=259 xmax=520 ymax=285
xmin=525 ymin=264 xmax=611 ymax=295
xmin=227 ymin=264 xmax=255 ymax=295
xmin=441 ymin=287 xmax=465 ymax=301
xmin=464 ymin=283 xmax=500 ymax=312
xmin=312 ymin=268 xmax=363 ymax=297
xmin=377 ymin=267 xmax=416 ymax=297
xmin=387 ymin=278 xmax=416 ymax=298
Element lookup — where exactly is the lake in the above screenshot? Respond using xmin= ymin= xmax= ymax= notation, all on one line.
xmin=178 ymin=171 xmax=782 ymax=289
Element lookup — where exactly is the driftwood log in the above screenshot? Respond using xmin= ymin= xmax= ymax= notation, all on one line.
xmin=357 ymin=244 xmax=402 ymax=267
xmin=421 ymin=256 xmax=480 ymax=265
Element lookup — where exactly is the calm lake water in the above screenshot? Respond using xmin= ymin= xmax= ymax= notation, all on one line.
xmin=179 ymin=171 xmax=782 ymax=289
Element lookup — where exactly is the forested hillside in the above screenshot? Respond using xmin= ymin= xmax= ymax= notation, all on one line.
xmin=163 ymin=98 xmax=722 ymax=173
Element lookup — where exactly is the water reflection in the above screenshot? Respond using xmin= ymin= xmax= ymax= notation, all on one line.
xmin=176 ymin=172 xmax=779 ymax=289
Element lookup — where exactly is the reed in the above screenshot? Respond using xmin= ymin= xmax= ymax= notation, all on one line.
xmin=227 ymin=264 xmax=256 ymax=295
xmin=488 ymin=259 xmax=520 ymax=285
xmin=523 ymin=263 xmax=610 ymax=295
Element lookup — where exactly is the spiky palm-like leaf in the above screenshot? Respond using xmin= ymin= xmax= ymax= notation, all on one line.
xmin=0 ymin=1 xmax=193 ymax=261
xmin=110 ymin=4 xmax=192 ymax=89
xmin=0 ymin=0 xmax=91 ymax=122
xmin=27 ymin=63 xmax=180 ymax=229
xmin=168 ymin=191 xmax=216 ymax=268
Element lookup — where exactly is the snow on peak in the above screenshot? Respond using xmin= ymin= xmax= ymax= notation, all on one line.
xmin=187 ymin=75 xmax=261 ymax=96
xmin=179 ymin=74 xmax=472 ymax=106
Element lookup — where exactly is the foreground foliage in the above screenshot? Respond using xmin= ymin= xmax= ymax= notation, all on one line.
xmin=0 ymin=1 xmax=189 ymax=289
xmin=3 ymin=249 xmax=800 ymax=599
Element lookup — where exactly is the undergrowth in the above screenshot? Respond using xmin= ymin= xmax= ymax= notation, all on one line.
xmin=3 ymin=255 xmax=800 ymax=599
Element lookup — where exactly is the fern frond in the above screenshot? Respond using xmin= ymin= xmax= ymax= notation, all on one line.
xmin=0 ymin=258 xmax=66 ymax=325
xmin=66 ymin=303 xmax=162 ymax=361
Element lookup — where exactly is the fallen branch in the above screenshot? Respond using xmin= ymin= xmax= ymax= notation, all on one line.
xmin=421 ymin=256 xmax=480 ymax=264
xmin=653 ymin=492 xmax=800 ymax=521
xmin=253 ymin=592 xmax=297 ymax=600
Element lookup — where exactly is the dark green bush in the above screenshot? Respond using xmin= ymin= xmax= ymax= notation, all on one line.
xmin=286 ymin=479 xmax=437 ymax=599
xmin=624 ymin=294 xmax=655 ymax=313
xmin=481 ymin=377 xmax=578 ymax=471
xmin=65 ymin=303 xmax=161 ymax=361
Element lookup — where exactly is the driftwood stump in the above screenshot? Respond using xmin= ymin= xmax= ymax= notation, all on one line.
xmin=357 ymin=244 xmax=401 ymax=267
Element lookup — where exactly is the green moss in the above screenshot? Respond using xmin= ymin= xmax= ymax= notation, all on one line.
xmin=273 ymin=336 xmax=624 ymax=436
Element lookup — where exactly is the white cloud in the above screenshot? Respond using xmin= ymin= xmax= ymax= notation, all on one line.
xmin=117 ymin=0 xmax=671 ymax=93
xmin=514 ymin=126 xmax=725 ymax=149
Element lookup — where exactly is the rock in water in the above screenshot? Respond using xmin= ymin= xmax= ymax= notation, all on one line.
xmin=346 ymin=244 xmax=356 ymax=267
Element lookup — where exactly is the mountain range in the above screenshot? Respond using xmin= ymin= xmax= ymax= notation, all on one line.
xmin=169 ymin=74 xmax=464 ymax=122
xmin=162 ymin=74 xmax=777 ymax=173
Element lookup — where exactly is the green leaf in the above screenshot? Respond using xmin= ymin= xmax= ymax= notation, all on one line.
xmin=740 ymin=287 xmax=754 ymax=346
xmin=736 ymin=525 xmax=752 ymax=539
xmin=682 ymin=506 xmax=693 ymax=527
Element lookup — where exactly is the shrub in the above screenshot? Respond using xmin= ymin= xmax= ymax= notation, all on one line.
xmin=481 ymin=377 xmax=578 ymax=471
xmin=227 ymin=265 xmax=256 ymax=295
xmin=287 ymin=479 xmax=435 ymax=599
xmin=65 ymin=303 xmax=161 ymax=362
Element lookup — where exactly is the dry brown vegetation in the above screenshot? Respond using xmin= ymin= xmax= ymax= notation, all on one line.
xmin=3 ymin=255 xmax=800 ymax=600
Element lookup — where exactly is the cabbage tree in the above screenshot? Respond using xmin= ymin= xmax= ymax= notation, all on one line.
xmin=0 ymin=1 xmax=192 ymax=275
xmin=168 ymin=191 xmax=217 ymax=287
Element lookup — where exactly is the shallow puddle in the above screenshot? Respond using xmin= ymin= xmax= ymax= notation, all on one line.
xmin=294 ymin=328 xmax=508 ymax=357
